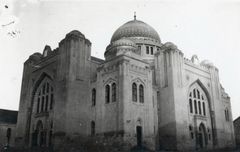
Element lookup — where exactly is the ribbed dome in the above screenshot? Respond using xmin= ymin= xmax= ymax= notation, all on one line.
xmin=111 ymin=19 xmax=160 ymax=43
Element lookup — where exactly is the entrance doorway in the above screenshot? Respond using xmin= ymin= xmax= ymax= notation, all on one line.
xmin=32 ymin=130 xmax=38 ymax=146
xmin=136 ymin=126 xmax=142 ymax=147
xmin=198 ymin=123 xmax=207 ymax=149
xmin=32 ymin=120 xmax=45 ymax=147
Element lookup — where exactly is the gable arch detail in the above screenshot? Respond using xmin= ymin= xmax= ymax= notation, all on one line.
xmin=188 ymin=79 xmax=211 ymax=104
xmin=104 ymin=77 xmax=117 ymax=86
xmin=131 ymin=77 xmax=146 ymax=87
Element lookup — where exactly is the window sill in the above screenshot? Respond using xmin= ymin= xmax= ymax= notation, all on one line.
xmin=105 ymin=101 xmax=117 ymax=105
xmin=132 ymin=101 xmax=144 ymax=106
xmin=193 ymin=115 xmax=207 ymax=120
xmin=35 ymin=112 xmax=49 ymax=118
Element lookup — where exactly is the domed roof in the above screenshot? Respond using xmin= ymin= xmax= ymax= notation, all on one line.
xmin=111 ymin=19 xmax=160 ymax=43
xmin=105 ymin=38 xmax=136 ymax=55
xmin=111 ymin=38 xmax=136 ymax=48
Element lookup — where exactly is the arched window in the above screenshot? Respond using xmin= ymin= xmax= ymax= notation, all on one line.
xmin=198 ymin=101 xmax=202 ymax=115
xmin=45 ymin=95 xmax=48 ymax=111
xmin=188 ymin=84 xmax=208 ymax=116
xmin=50 ymin=89 xmax=54 ymax=110
xmin=203 ymin=102 xmax=206 ymax=116
xmin=112 ymin=83 xmax=116 ymax=102
xmin=91 ymin=121 xmax=95 ymax=136
xmin=146 ymin=46 xmax=149 ymax=54
xmin=194 ymin=100 xmax=197 ymax=114
xmin=92 ymin=88 xmax=96 ymax=106
xmin=41 ymin=96 xmax=44 ymax=112
xmin=150 ymin=47 xmax=153 ymax=55
xmin=225 ymin=108 xmax=229 ymax=121
xmin=189 ymin=99 xmax=193 ymax=113
xmin=193 ymin=89 xmax=196 ymax=98
xmin=37 ymin=97 xmax=40 ymax=113
xmin=197 ymin=90 xmax=200 ymax=99
xmin=36 ymin=80 xmax=54 ymax=113
xmin=105 ymin=85 xmax=110 ymax=104
xmin=132 ymin=83 xmax=137 ymax=102
xmin=139 ymin=84 xmax=144 ymax=103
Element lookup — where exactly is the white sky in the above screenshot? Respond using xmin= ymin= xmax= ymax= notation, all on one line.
xmin=0 ymin=0 xmax=240 ymax=119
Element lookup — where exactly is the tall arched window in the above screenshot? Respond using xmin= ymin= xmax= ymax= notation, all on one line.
xmin=132 ymin=83 xmax=137 ymax=102
xmin=197 ymin=90 xmax=200 ymax=99
xmin=139 ymin=84 xmax=144 ymax=103
xmin=45 ymin=95 xmax=48 ymax=111
xmin=37 ymin=97 xmax=40 ymax=113
xmin=203 ymin=102 xmax=206 ymax=116
xmin=189 ymin=99 xmax=193 ymax=113
xmin=92 ymin=88 xmax=96 ymax=106
xmin=36 ymin=79 xmax=54 ymax=113
xmin=50 ymin=87 xmax=54 ymax=110
xmin=41 ymin=96 xmax=44 ymax=112
xmin=225 ymin=108 xmax=229 ymax=121
xmin=91 ymin=121 xmax=95 ymax=136
xmin=112 ymin=83 xmax=116 ymax=102
xmin=198 ymin=101 xmax=202 ymax=115
xmin=105 ymin=85 xmax=110 ymax=104
xmin=194 ymin=100 xmax=197 ymax=114
xmin=188 ymin=84 xmax=208 ymax=116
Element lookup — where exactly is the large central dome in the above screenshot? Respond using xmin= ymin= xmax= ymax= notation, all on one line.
xmin=111 ymin=19 xmax=161 ymax=43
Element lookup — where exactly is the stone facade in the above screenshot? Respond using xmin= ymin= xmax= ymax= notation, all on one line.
xmin=15 ymin=17 xmax=235 ymax=151
xmin=234 ymin=117 xmax=240 ymax=148
xmin=0 ymin=109 xmax=18 ymax=148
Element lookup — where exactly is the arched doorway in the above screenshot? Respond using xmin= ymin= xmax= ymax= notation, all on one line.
xmin=32 ymin=120 xmax=45 ymax=147
xmin=197 ymin=123 xmax=207 ymax=149
xmin=136 ymin=126 xmax=142 ymax=147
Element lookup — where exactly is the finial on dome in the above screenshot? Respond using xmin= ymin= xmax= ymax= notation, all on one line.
xmin=134 ymin=12 xmax=136 ymax=20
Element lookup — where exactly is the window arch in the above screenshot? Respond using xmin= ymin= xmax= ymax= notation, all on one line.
xmin=139 ymin=84 xmax=144 ymax=103
xmin=35 ymin=79 xmax=54 ymax=113
xmin=194 ymin=100 xmax=197 ymax=114
xmin=105 ymin=85 xmax=110 ymax=104
xmin=132 ymin=83 xmax=137 ymax=102
xmin=225 ymin=108 xmax=229 ymax=121
xmin=112 ymin=83 xmax=116 ymax=102
xmin=198 ymin=101 xmax=202 ymax=115
xmin=203 ymin=102 xmax=206 ymax=116
xmin=189 ymin=99 xmax=193 ymax=113
xmin=50 ymin=86 xmax=54 ymax=110
xmin=92 ymin=88 xmax=96 ymax=106
xmin=188 ymin=83 xmax=208 ymax=116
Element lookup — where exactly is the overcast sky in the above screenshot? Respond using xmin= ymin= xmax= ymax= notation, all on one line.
xmin=0 ymin=0 xmax=240 ymax=119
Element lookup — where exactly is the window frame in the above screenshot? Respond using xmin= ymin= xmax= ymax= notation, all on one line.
xmin=139 ymin=84 xmax=144 ymax=103
xmin=105 ymin=84 xmax=110 ymax=104
xmin=112 ymin=83 xmax=116 ymax=102
xmin=92 ymin=88 xmax=96 ymax=106
xmin=132 ymin=83 xmax=137 ymax=102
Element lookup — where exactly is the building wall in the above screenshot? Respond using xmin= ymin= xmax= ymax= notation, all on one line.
xmin=15 ymin=30 xmax=236 ymax=151
xmin=234 ymin=117 xmax=240 ymax=148
xmin=154 ymin=43 xmax=235 ymax=151
xmin=0 ymin=124 xmax=16 ymax=147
